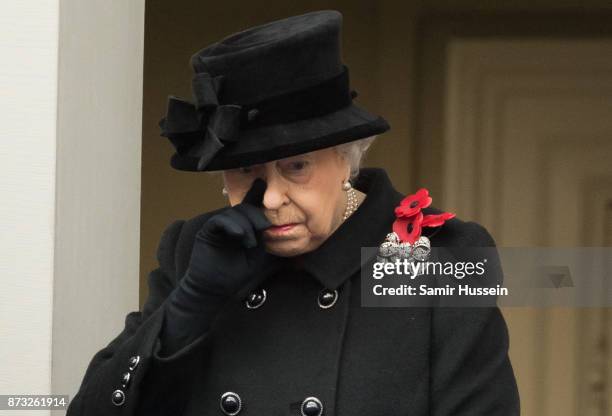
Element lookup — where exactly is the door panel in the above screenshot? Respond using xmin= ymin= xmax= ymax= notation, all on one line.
xmin=440 ymin=39 xmax=612 ymax=416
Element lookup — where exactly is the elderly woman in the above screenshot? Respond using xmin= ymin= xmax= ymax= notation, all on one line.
xmin=67 ymin=10 xmax=519 ymax=416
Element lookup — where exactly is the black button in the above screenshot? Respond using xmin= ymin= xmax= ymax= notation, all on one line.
xmin=120 ymin=372 xmax=131 ymax=388
xmin=301 ymin=396 xmax=323 ymax=416
xmin=317 ymin=288 xmax=338 ymax=309
xmin=111 ymin=389 xmax=125 ymax=406
xmin=247 ymin=108 xmax=259 ymax=122
xmin=128 ymin=355 xmax=140 ymax=371
xmin=220 ymin=391 xmax=242 ymax=415
xmin=245 ymin=288 xmax=267 ymax=309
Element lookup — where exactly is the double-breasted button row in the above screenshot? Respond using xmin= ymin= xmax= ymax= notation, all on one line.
xmin=219 ymin=392 xmax=323 ymax=416
xmin=244 ymin=287 xmax=339 ymax=310
xmin=111 ymin=355 xmax=140 ymax=406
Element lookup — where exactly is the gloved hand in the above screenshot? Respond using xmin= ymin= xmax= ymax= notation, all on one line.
xmin=186 ymin=177 xmax=279 ymax=296
xmin=159 ymin=178 xmax=284 ymax=357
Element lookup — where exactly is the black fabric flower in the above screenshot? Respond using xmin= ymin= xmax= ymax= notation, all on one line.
xmin=158 ymin=72 xmax=242 ymax=171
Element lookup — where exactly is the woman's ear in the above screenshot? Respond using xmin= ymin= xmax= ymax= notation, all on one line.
xmin=331 ymin=145 xmax=350 ymax=182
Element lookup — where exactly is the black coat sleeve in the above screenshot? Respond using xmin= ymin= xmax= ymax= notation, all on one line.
xmin=66 ymin=219 xmax=212 ymax=416
xmin=430 ymin=222 xmax=521 ymax=415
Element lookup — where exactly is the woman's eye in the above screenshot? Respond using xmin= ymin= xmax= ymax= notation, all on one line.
xmin=239 ymin=167 xmax=253 ymax=174
xmin=287 ymin=161 xmax=309 ymax=171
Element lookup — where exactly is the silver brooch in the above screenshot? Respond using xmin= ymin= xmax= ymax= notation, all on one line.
xmin=376 ymin=232 xmax=431 ymax=264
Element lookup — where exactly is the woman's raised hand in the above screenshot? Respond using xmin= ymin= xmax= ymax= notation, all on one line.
xmin=186 ymin=177 xmax=276 ymax=296
xmin=159 ymin=178 xmax=280 ymax=357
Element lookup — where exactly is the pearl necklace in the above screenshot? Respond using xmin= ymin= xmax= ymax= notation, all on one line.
xmin=342 ymin=187 xmax=359 ymax=221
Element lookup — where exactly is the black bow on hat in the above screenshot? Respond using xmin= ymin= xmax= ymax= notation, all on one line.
xmin=158 ymin=73 xmax=245 ymax=171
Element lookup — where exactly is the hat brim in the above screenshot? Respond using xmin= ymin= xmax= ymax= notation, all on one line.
xmin=169 ymin=103 xmax=390 ymax=172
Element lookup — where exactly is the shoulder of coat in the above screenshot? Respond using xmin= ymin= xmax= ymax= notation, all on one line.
xmin=423 ymin=206 xmax=497 ymax=248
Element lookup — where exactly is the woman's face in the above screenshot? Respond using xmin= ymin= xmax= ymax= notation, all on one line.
xmin=222 ymin=147 xmax=350 ymax=257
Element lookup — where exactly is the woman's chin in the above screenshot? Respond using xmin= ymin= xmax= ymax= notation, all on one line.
xmin=264 ymin=239 xmax=309 ymax=257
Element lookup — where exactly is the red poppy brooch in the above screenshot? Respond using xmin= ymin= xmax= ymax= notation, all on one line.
xmin=377 ymin=188 xmax=455 ymax=264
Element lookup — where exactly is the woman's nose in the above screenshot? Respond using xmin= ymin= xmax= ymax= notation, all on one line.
xmin=260 ymin=172 xmax=288 ymax=210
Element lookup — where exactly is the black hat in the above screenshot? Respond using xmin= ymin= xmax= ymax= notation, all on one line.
xmin=158 ymin=10 xmax=390 ymax=172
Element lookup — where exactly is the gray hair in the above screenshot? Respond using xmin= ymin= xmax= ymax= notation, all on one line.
xmin=206 ymin=135 xmax=377 ymax=182
xmin=334 ymin=135 xmax=377 ymax=182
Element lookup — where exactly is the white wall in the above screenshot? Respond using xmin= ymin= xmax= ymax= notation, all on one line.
xmin=0 ymin=1 xmax=60 ymax=411
xmin=0 ymin=1 xmax=145 ymax=414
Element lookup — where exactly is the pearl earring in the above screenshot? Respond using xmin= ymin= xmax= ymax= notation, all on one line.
xmin=342 ymin=180 xmax=352 ymax=191
xmin=222 ymin=187 xmax=228 ymax=196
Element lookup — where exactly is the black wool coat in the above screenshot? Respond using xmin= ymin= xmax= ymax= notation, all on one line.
xmin=66 ymin=167 xmax=520 ymax=416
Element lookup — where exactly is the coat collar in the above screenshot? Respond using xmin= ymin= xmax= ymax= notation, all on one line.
xmin=289 ymin=167 xmax=405 ymax=290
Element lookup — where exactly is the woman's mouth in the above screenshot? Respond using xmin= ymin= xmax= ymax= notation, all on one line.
xmin=265 ymin=223 xmax=298 ymax=236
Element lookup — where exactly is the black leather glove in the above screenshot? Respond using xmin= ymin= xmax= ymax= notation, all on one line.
xmin=159 ymin=178 xmax=284 ymax=356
